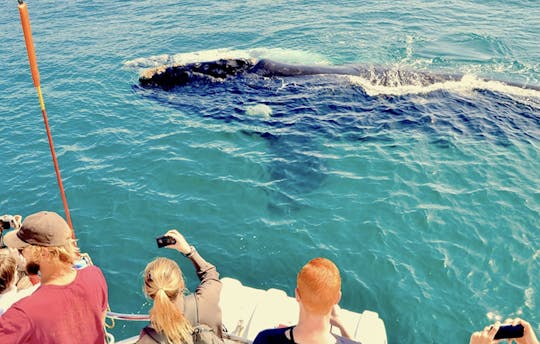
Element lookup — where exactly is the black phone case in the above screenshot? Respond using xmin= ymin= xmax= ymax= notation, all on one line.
xmin=156 ymin=235 xmax=176 ymax=248
xmin=494 ymin=324 xmax=524 ymax=339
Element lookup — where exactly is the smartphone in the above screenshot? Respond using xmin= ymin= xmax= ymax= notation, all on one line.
xmin=156 ymin=235 xmax=176 ymax=248
xmin=0 ymin=220 xmax=10 ymax=230
xmin=494 ymin=324 xmax=524 ymax=340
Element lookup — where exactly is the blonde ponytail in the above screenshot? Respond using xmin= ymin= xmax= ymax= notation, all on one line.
xmin=144 ymin=257 xmax=193 ymax=344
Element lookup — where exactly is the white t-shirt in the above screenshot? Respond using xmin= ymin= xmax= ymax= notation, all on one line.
xmin=0 ymin=284 xmax=39 ymax=315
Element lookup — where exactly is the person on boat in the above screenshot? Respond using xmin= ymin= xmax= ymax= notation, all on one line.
xmin=470 ymin=318 xmax=539 ymax=344
xmin=136 ymin=229 xmax=223 ymax=344
xmin=0 ymin=248 xmax=36 ymax=291
xmin=24 ymin=261 xmax=40 ymax=286
xmin=0 ymin=210 xmax=108 ymax=344
xmin=253 ymin=257 xmax=359 ymax=344
xmin=0 ymin=255 xmax=38 ymax=315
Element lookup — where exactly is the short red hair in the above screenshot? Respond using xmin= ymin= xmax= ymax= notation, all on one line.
xmin=296 ymin=257 xmax=341 ymax=315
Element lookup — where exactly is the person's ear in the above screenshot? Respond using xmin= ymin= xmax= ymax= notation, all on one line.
xmin=335 ymin=290 xmax=342 ymax=304
xmin=295 ymin=287 xmax=301 ymax=302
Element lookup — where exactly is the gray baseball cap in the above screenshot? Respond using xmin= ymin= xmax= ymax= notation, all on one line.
xmin=4 ymin=211 xmax=71 ymax=248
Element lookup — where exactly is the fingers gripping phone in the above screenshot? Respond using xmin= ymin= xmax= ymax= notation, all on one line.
xmin=494 ymin=324 xmax=524 ymax=340
xmin=156 ymin=235 xmax=176 ymax=248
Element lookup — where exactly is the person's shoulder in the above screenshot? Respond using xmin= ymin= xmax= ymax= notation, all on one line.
xmin=5 ymin=284 xmax=39 ymax=307
xmin=8 ymin=285 xmax=42 ymax=309
xmin=78 ymin=265 xmax=105 ymax=279
xmin=254 ymin=326 xmax=290 ymax=342
xmin=81 ymin=264 xmax=103 ymax=273
xmin=335 ymin=335 xmax=362 ymax=344
xmin=135 ymin=330 xmax=157 ymax=344
xmin=0 ymin=304 xmax=33 ymax=337
xmin=76 ymin=265 xmax=107 ymax=290
xmin=137 ymin=325 xmax=167 ymax=344
xmin=1 ymin=298 xmax=33 ymax=321
xmin=259 ymin=326 xmax=290 ymax=334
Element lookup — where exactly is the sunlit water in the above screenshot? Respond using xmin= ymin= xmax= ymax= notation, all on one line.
xmin=0 ymin=1 xmax=539 ymax=342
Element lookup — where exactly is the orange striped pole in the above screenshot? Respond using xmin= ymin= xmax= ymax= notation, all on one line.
xmin=17 ymin=0 xmax=75 ymax=236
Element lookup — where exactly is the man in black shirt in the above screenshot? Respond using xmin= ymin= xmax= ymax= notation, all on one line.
xmin=254 ymin=257 xmax=360 ymax=344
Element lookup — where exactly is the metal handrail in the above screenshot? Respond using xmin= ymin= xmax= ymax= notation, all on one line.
xmin=105 ymin=312 xmax=252 ymax=344
xmin=106 ymin=312 xmax=150 ymax=321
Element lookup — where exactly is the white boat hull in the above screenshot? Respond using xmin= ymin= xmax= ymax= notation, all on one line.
xmin=110 ymin=277 xmax=387 ymax=344
xmin=219 ymin=277 xmax=387 ymax=343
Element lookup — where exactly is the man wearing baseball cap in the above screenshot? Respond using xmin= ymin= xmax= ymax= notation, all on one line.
xmin=0 ymin=211 xmax=108 ymax=344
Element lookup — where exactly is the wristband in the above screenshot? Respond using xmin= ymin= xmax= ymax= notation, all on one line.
xmin=184 ymin=246 xmax=195 ymax=257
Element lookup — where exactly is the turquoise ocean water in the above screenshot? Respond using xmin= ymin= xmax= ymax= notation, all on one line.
xmin=1 ymin=1 xmax=539 ymax=342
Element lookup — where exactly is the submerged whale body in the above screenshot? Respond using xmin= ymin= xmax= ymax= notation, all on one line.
xmin=135 ymin=57 xmax=540 ymax=210
xmin=138 ymin=58 xmax=539 ymax=91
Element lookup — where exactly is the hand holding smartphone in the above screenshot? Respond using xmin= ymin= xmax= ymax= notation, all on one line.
xmin=155 ymin=229 xmax=192 ymax=255
xmin=156 ymin=235 xmax=176 ymax=248
xmin=494 ymin=324 xmax=524 ymax=339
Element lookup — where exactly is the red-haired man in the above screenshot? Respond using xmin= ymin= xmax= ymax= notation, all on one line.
xmin=254 ymin=257 xmax=358 ymax=344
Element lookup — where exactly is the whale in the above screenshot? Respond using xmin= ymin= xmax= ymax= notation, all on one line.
xmin=134 ymin=57 xmax=540 ymax=211
xmin=138 ymin=58 xmax=540 ymax=91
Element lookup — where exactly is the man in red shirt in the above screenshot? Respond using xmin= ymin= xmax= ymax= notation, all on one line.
xmin=0 ymin=211 xmax=108 ymax=344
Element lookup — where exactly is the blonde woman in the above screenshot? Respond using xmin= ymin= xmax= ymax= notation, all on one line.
xmin=137 ymin=229 xmax=223 ymax=344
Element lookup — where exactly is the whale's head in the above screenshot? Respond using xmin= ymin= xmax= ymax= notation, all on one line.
xmin=139 ymin=58 xmax=258 ymax=90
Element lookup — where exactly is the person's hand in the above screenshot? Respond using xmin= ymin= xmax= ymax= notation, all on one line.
xmin=13 ymin=215 xmax=22 ymax=230
xmin=330 ymin=304 xmax=343 ymax=327
xmin=164 ymin=229 xmax=192 ymax=255
xmin=505 ymin=318 xmax=539 ymax=344
xmin=330 ymin=304 xmax=351 ymax=338
xmin=470 ymin=322 xmax=500 ymax=344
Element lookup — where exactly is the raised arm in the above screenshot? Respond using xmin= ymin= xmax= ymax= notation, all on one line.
xmin=330 ymin=304 xmax=351 ymax=339
xmin=163 ymin=229 xmax=223 ymax=338
xmin=163 ymin=229 xmax=221 ymax=295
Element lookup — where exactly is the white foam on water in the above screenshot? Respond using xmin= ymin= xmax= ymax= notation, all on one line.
xmin=525 ymin=287 xmax=535 ymax=310
xmin=347 ymin=73 xmax=540 ymax=99
xmin=245 ymin=104 xmax=273 ymax=118
xmin=124 ymin=47 xmax=330 ymax=70
xmin=123 ymin=54 xmax=173 ymax=69
xmin=486 ymin=311 xmax=503 ymax=322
